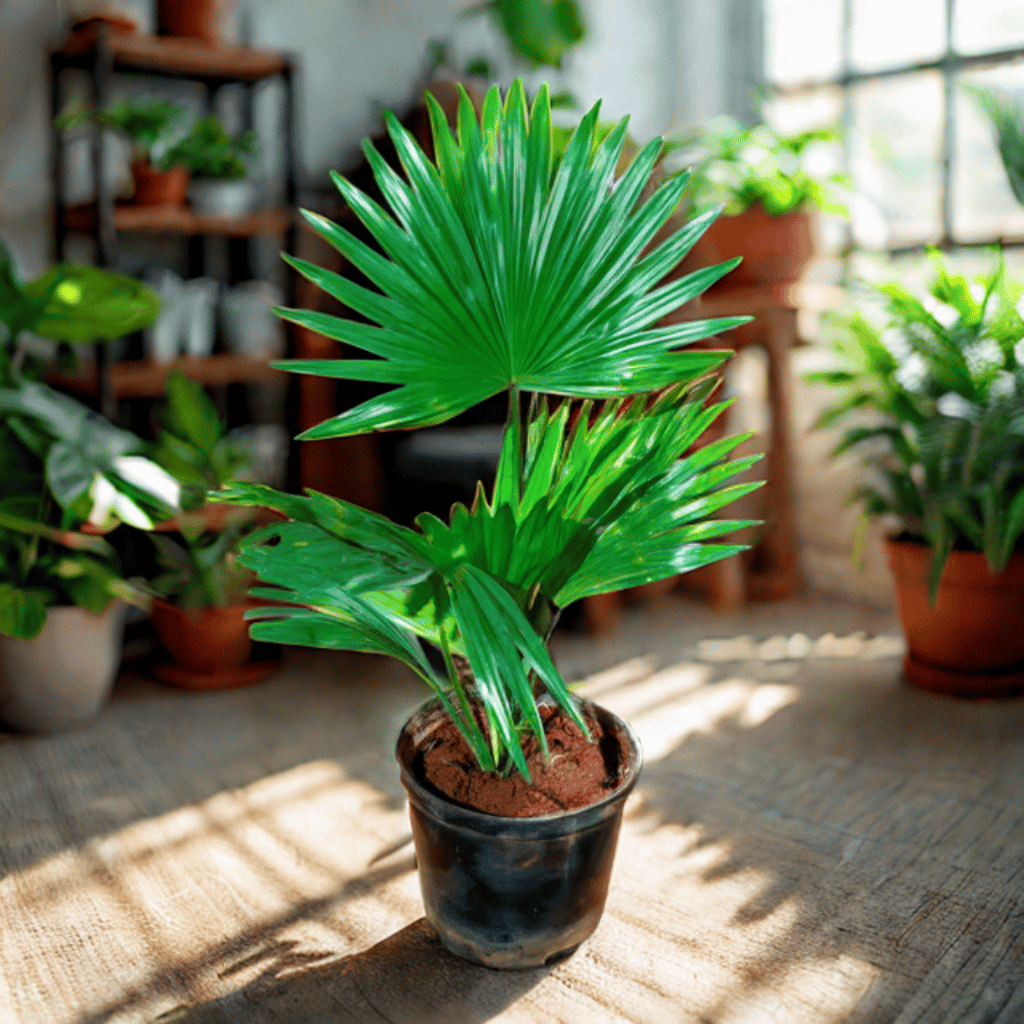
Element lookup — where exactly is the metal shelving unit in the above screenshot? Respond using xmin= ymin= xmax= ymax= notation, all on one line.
xmin=49 ymin=21 xmax=298 ymax=419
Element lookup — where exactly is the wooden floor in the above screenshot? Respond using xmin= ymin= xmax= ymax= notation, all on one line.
xmin=2 ymin=596 xmax=1023 ymax=1023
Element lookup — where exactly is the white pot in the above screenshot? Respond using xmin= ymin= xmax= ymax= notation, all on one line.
xmin=221 ymin=280 xmax=285 ymax=357
xmin=188 ymin=178 xmax=256 ymax=217
xmin=0 ymin=603 xmax=127 ymax=733
xmin=144 ymin=270 xmax=219 ymax=362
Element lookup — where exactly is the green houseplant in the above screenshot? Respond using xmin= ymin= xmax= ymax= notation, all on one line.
xmin=165 ymin=116 xmax=260 ymax=216
xmin=146 ymin=372 xmax=270 ymax=688
xmin=56 ymin=97 xmax=191 ymax=206
xmin=215 ymin=80 xmax=759 ymax=966
xmin=674 ymin=116 xmax=848 ymax=290
xmin=809 ymin=251 xmax=1024 ymax=696
xmin=0 ymin=240 xmax=183 ymax=730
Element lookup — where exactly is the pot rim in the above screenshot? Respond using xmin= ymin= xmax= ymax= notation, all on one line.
xmin=396 ymin=694 xmax=643 ymax=835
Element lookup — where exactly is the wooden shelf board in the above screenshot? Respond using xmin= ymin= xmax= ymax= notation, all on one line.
xmin=50 ymin=354 xmax=285 ymax=399
xmin=63 ymin=203 xmax=292 ymax=237
xmin=57 ymin=26 xmax=290 ymax=82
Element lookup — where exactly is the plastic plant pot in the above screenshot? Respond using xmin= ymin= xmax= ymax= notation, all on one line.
xmin=396 ymin=696 xmax=642 ymax=969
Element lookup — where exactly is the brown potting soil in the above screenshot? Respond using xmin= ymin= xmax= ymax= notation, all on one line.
xmin=418 ymin=702 xmax=625 ymax=817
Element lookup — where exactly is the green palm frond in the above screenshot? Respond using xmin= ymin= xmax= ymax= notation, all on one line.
xmin=220 ymin=383 xmax=759 ymax=776
xmin=273 ymin=80 xmax=745 ymax=438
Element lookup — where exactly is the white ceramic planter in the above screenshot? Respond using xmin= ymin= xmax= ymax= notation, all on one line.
xmin=188 ymin=178 xmax=255 ymax=217
xmin=0 ymin=603 xmax=127 ymax=733
xmin=221 ymin=281 xmax=285 ymax=357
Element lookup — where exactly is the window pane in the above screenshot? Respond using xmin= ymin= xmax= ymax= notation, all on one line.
xmin=955 ymin=0 xmax=1024 ymax=55
xmin=763 ymin=88 xmax=843 ymax=136
xmin=765 ymin=0 xmax=843 ymax=85
xmin=850 ymin=73 xmax=944 ymax=248
xmin=852 ymin=0 xmax=945 ymax=73
xmin=954 ymin=67 xmax=1024 ymax=242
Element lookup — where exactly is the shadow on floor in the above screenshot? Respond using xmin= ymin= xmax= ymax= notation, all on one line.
xmin=157 ymin=918 xmax=549 ymax=1024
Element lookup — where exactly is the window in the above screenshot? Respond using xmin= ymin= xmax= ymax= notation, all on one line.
xmin=764 ymin=0 xmax=1024 ymax=257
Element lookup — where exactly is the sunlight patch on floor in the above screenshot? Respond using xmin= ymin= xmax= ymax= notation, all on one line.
xmin=0 ymin=760 xmax=416 ymax=1023
xmin=600 ymin=819 xmax=880 ymax=1024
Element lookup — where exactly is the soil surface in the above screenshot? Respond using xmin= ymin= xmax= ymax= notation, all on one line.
xmin=417 ymin=702 xmax=626 ymax=817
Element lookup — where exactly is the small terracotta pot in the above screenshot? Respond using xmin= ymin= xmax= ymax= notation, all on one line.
xmin=150 ymin=597 xmax=252 ymax=673
xmin=131 ymin=160 xmax=190 ymax=207
xmin=683 ymin=203 xmax=813 ymax=291
xmin=157 ymin=0 xmax=233 ymax=44
xmin=886 ymin=539 xmax=1024 ymax=697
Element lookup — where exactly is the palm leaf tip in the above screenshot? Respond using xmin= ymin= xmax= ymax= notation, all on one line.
xmin=275 ymin=78 xmax=755 ymax=439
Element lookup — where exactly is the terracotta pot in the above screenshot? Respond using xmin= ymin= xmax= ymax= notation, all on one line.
xmin=683 ymin=203 xmax=813 ymax=291
xmin=0 ymin=603 xmax=127 ymax=732
xmin=157 ymin=0 xmax=232 ymax=44
xmin=886 ymin=539 xmax=1024 ymax=697
xmin=150 ymin=597 xmax=252 ymax=672
xmin=131 ymin=160 xmax=190 ymax=206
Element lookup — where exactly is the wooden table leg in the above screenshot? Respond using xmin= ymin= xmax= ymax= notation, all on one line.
xmin=746 ymin=306 xmax=801 ymax=600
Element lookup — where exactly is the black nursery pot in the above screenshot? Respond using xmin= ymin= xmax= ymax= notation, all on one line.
xmin=396 ymin=697 xmax=643 ymax=970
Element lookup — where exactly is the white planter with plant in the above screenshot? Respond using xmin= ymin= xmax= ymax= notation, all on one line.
xmin=0 ymin=241 xmax=182 ymax=731
xmin=167 ymin=117 xmax=259 ymax=216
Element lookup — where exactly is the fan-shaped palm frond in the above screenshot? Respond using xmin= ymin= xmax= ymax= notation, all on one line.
xmin=219 ymin=382 xmax=760 ymax=777
xmin=273 ymin=80 xmax=745 ymax=438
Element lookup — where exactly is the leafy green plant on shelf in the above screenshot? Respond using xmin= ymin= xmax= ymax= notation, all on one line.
xmin=968 ymin=85 xmax=1024 ymax=206
xmin=672 ymin=116 xmax=849 ymax=217
xmin=218 ymin=81 xmax=761 ymax=779
xmin=0 ymin=239 xmax=183 ymax=639
xmin=164 ymin=117 xmax=259 ymax=180
xmin=808 ymin=251 xmax=1024 ymax=601
xmin=55 ymin=97 xmax=187 ymax=170
xmin=149 ymin=371 xmax=258 ymax=614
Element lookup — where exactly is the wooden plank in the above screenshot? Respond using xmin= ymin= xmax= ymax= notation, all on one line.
xmin=49 ymin=353 xmax=285 ymax=399
xmin=57 ymin=27 xmax=290 ymax=82
xmin=64 ymin=204 xmax=292 ymax=238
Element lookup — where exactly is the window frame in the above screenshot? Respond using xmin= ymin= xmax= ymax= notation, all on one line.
xmin=767 ymin=0 xmax=1024 ymax=257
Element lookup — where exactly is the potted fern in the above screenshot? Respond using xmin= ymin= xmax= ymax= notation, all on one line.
xmin=218 ymin=81 xmax=759 ymax=967
xmin=809 ymin=252 xmax=1024 ymax=697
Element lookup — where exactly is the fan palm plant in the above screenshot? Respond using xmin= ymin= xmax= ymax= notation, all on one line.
xmin=220 ymin=80 xmax=760 ymax=779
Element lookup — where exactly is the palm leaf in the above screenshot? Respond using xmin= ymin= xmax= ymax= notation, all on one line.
xmin=273 ymin=81 xmax=746 ymax=438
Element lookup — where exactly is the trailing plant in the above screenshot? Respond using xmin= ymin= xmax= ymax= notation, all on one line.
xmin=0 ymin=239 xmax=183 ymax=639
xmin=55 ymin=97 xmax=187 ymax=169
xmin=164 ymin=117 xmax=259 ymax=180
xmin=673 ymin=116 xmax=849 ymax=217
xmin=218 ymin=81 xmax=760 ymax=780
xmin=968 ymin=85 xmax=1024 ymax=206
xmin=808 ymin=251 xmax=1024 ymax=601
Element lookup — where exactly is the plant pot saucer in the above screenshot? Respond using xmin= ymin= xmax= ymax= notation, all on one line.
xmin=903 ymin=654 xmax=1024 ymax=699
xmin=153 ymin=657 xmax=280 ymax=691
